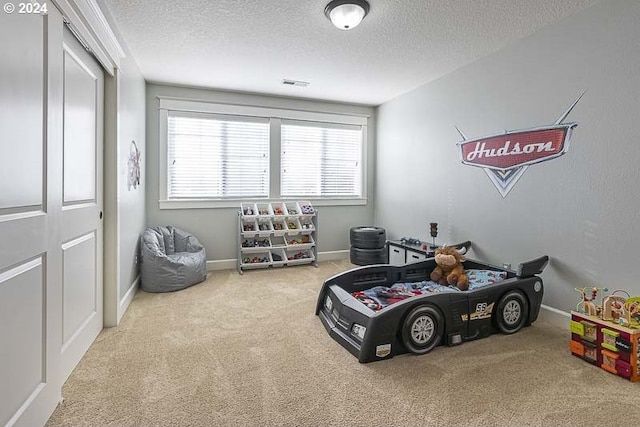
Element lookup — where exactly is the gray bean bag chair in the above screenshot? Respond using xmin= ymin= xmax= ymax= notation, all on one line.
xmin=141 ymin=226 xmax=207 ymax=292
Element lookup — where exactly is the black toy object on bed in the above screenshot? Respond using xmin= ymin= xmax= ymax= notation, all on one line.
xmin=315 ymin=242 xmax=549 ymax=363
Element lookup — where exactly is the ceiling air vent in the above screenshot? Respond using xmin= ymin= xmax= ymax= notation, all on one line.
xmin=281 ymin=79 xmax=310 ymax=87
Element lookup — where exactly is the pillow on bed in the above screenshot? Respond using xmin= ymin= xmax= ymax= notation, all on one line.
xmin=466 ymin=269 xmax=508 ymax=290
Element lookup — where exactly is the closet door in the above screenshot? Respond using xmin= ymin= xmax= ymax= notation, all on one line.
xmin=0 ymin=8 xmax=64 ymax=427
xmin=59 ymin=26 xmax=104 ymax=383
xmin=0 ymin=7 xmax=105 ymax=425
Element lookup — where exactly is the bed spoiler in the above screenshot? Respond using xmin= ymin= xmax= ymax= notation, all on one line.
xmin=449 ymin=240 xmax=547 ymax=277
xmin=517 ymin=255 xmax=549 ymax=278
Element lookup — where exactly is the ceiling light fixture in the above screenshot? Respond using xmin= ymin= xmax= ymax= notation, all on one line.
xmin=281 ymin=79 xmax=310 ymax=87
xmin=324 ymin=0 xmax=370 ymax=30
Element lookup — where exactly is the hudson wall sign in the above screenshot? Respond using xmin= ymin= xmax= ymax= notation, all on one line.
xmin=456 ymin=92 xmax=584 ymax=197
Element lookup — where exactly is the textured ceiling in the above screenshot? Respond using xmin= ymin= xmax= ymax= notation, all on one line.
xmin=100 ymin=0 xmax=599 ymax=105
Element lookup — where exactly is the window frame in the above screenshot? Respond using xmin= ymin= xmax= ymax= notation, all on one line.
xmin=280 ymin=119 xmax=364 ymax=199
xmin=166 ymin=110 xmax=271 ymax=200
xmin=158 ymin=97 xmax=369 ymax=209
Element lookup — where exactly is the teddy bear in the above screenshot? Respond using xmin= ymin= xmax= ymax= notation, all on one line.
xmin=430 ymin=246 xmax=469 ymax=291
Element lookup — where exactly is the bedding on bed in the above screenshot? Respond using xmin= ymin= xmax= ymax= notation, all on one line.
xmin=352 ymin=269 xmax=508 ymax=311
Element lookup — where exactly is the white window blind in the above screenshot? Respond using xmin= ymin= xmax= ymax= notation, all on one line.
xmin=167 ymin=112 xmax=269 ymax=199
xmin=281 ymin=121 xmax=363 ymax=198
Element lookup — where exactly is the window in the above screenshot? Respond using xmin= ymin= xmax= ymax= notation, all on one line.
xmin=159 ymin=98 xmax=368 ymax=208
xmin=167 ymin=112 xmax=269 ymax=199
xmin=281 ymin=121 xmax=362 ymax=198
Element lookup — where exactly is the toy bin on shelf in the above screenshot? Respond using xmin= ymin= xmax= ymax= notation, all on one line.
xmin=286 ymin=248 xmax=314 ymax=266
xmin=257 ymin=219 xmax=273 ymax=235
xmin=270 ymin=235 xmax=286 ymax=247
xmin=240 ymin=252 xmax=272 ymax=270
xmin=241 ymin=219 xmax=259 ymax=237
xmin=285 ymin=218 xmax=302 ymax=235
xmin=298 ymin=201 xmax=315 ymax=216
xmin=570 ymin=311 xmax=640 ymax=382
xmin=271 ymin=202 xmax=287 ymax=217
xmin=270 ymin=249 xmax=287 ymax=267
xmin=241 ymin=237 xmax=271 ymax=253
xmin=241 ymin=203 xmax=258 ymax=218
xmin=256 ymin=203 xmax=273 ymax=216
xmin=285 ymin=234 xmax=315 ymax=251
xmin=272 ymin=218 xmax=288 ymax=236
xmin=284 ymin=202 xmax=300 ymax=216
xmin=299 ymin=217 xmax=315 ymax=232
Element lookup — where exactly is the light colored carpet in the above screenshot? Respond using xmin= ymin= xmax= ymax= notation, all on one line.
xmin=47 ymin=259 xmax=640 ymax=427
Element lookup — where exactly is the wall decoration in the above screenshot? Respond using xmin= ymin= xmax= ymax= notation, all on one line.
xmin=456 ymin=92 xmax=585 ymax=197
xmin=127 ymin=140 xmax=141 ymax=191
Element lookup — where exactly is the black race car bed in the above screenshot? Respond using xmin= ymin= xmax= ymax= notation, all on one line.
xmin=315 ymin=242 xmax=549 ymax=363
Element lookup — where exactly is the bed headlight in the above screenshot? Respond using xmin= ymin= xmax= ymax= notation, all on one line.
xmin=325 ymin=295 xmax=333 ymax=311
xmin=351 ymin=324 xmax=366 ymax=341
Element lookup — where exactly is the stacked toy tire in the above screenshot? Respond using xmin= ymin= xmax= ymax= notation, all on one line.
xmin=349 ymin=226 xmax=387 ymax=265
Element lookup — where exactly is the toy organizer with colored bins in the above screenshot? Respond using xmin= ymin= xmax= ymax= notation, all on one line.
xmin=238 ymin=201 xmax=317 ymax=273
xmin=570 ymin=311 xmax=640 ymax=382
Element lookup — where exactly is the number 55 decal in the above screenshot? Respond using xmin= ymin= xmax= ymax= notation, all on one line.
xmin=470 ymin=302 xmax=494 ymax=320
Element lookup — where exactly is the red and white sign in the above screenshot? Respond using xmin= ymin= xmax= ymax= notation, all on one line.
xmin=459 ymin=125 xmax=574 ymax=170
xmin=456 ymin=93 xmax=583 ymax=197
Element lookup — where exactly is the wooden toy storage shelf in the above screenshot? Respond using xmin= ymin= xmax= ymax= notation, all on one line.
xmin=237 ymin=201 xmax=318 ymax=274
xmin=570 ymin=311 xmax=640 ymax=382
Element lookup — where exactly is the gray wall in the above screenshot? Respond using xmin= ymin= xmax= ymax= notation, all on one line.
xmin=98 ymin=0 xmax=147 ymax=302
xmin=146 ymin=83 xmax=375 ymax=261
xmin=117 ymin=55 xmax=146 ymax=298
xmin=375 ymin=0 xmax=640 ymax=312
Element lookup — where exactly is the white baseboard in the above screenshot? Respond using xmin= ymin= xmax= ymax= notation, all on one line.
xmin=207 ymin=259 xmax=237 ymax=271
xmin=206 ymin=250 xmax=349 ymax=271
xmin=539 ymin=304 xmax=570 ymax=331
xmin=117 ymin=275 xmax=139 ymax=323
xmin=317 ymin=250 xmax=349 ymax=262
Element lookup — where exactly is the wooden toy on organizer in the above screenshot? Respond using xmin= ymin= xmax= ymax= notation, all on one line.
xmin=621 ymin=299 xmax=640 ymax=328
xmin=603 ymin=290 xmax=630 ymax=323
xmin=574 ymin=286 xmax=608 ymax=317
xmin=575 ymin=286 xmax=640 ymax=328
xmin=600 ymin=290 xmax=640 ymax=328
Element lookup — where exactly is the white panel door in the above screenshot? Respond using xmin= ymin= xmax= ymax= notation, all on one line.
xmin=0 ymin=8 xmax=64 ymax=427
xmin=59 ymin=27 xmax=104 ymax=383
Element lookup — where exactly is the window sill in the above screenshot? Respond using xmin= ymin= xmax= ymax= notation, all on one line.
xmin=158 ymin=198 xmax=368 ymax=210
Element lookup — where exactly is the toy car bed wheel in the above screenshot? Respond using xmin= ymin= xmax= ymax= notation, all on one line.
xmin=495 ymin=290 xmax=529 ymax=334
xmin=401 ymin=305 xmax=444 ymax=354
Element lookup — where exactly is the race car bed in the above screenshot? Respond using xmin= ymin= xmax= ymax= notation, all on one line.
xmin=315 ymin=242 xmax=549 ymax=363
